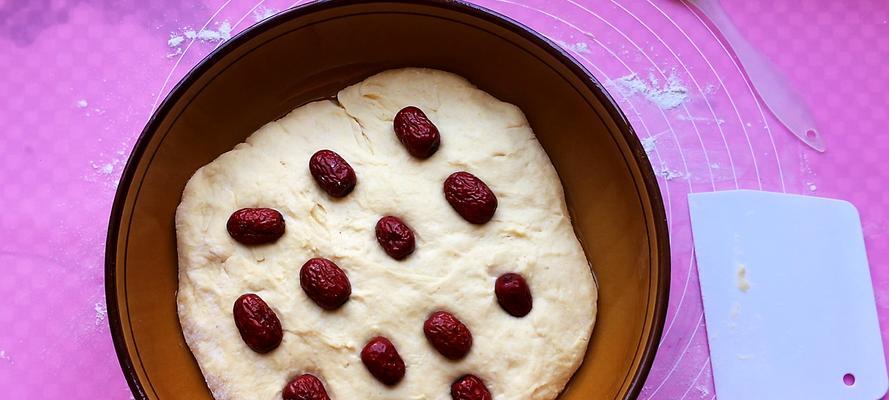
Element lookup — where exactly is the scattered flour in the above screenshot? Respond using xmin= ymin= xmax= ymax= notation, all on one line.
xmin=709 ymin=163 xmax=721 ymax=169
xmin=184 ymin=21 xmax=232 ymax=42
xmin=677 ymin=114 xmax=724 ymax=124
xmin=696 ymin=384 xmax=711 ymax=397
xmin=166 ymin=47 xmax=183 ymax=58
xmin=745 ymin=122 xmax=752 ymax=128
xmin=76 ymin=100 xmax=102 ymax=116
xmin=736 ymin=264 xmax=751 ymax=293
xmin=166 ymin=21 xmax=233 ymax=57
xmin=639 ymin=130 xmax=669 ymax=155
xmin=801 ymin=152 xmax=813 ymax=174
xmin=253 ymin=6 xmax=277 ymax=22
xmin=91 ymin=161 xmax=115 ymax=176
xmin=657 ymin=163 xmax=686 ymax=181
xmin=800 ymin=151 xmax=818 ymax=194
xmin=641 ymin=137 xmax=657 ymax=154
xmin=86 ymin=143 xmax=130 ymax=188
xmin=0 ymin=350 xmax=12 ymax=365
xmin=167 ymin=35 xmax=185 ymax=48
xmin=555 ymin=40 xmax=591 ymax=54
xmin=611 ymin=70 xmax=690 ymax=110
xmin=94 ymin=302 xmax=108 ymax=326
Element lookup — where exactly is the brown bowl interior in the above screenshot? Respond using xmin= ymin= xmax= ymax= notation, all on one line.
xmin=106 ymin=1 xmax=669 ymax=399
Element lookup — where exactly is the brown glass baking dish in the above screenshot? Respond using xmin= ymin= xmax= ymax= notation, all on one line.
xmin=105 ymin=1 xmax=670 ymax=399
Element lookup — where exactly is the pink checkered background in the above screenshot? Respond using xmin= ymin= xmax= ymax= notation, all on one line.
xmin=1 ymin=0 xmax=887 ymax=398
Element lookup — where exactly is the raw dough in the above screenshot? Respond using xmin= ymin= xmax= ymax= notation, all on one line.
xmin=176 ymin=68 xmax=597 ymax=400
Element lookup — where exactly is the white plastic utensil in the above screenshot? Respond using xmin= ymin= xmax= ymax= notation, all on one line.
xmin=688 ymin=0 xmax=826 ymax=152
xmin=689 ymin=190 xmax=886 ymax=400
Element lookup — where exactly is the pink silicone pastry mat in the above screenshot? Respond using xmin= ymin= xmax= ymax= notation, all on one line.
xmin=1 ymin=0 xmax=887 ymax=398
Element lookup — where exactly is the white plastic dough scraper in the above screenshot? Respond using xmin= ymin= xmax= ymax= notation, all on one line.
xmin=688 ymin=190 xmax=887 ymax=400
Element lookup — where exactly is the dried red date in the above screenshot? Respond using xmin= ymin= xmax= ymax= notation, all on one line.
xmin=233 ymin=293 xmax=283 ymax=353
xmin=393 ymin=106 xmax=441 ymax=159
xmin=227 ymin=208 xmax=285 ymax=245
xmin=300 ymin=258 xmax=351 ymax=310
xmin=375 ymin=216 xmax=416 ymax=260
xmin=282 ymin=374 xmax=330 ymax=400
xmin=443 ymin=172 xmax=497 ymax=224
xmin=309 ymin=149 xmax=357 ymax=198
xmin=424 ymin=311 xmax=473 ymax=360
xmin=495 ymin=273 xmax=533 ymax=317
xmin=451 ymin=375 xmax=492 ymax=400
xmin=361 ymin=336 xmax=406 ymax=386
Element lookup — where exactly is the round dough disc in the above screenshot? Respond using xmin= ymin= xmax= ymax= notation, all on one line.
xmin=176 ymin=68 xmax=597 ymax=400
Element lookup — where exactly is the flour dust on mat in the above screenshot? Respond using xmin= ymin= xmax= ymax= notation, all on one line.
xmin=677 ymin=114 xmax=724 ymax=125
xmin=800 ymin=151 xmax=819 ymax=193
xmin=253 ymin=6 xmax=277 ymax=22
xmin=166 ymin=21 xmax=232 ymax=58
xmin=657 ymin=162 xmax=687 ymax=181
xmin=84 ymin=142 xmax=130 ymax=190
xmin=555 ymin=40 xmax=591 ymax=54
xmin=640 ymin=129 xmax=669 ymax=155
xmin=94 ymin=302 xmax=107 ymax=326
xmin=610 ymin=69 xmax=690 ymax=110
